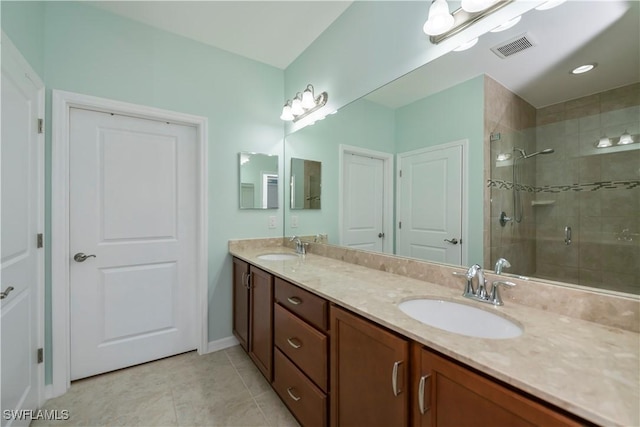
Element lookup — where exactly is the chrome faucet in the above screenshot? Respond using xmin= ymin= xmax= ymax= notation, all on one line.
xmin=494 ymin=258 xmax=511 ymax=275
xmin=290 ymin=235 xmax=307 ymax=255
xmin=455 ymin=263 xmax=516 ymax=306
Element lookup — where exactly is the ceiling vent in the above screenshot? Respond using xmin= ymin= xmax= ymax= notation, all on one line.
xmin=491 ymin=33 xmax=536 ymax=59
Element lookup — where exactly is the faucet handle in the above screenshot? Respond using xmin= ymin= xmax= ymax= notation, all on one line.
xmin=490 ymin=280 xmax=516 ymax=306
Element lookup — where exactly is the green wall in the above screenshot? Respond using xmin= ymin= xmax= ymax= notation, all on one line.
xmin=3 ymin=1 xmax=285 ymax=385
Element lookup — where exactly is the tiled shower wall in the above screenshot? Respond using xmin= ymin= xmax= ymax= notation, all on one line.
xmin=533 ymin=83 xmax=639 ymax=294
xmin=486 ymin=80 xmax=639 ymax=294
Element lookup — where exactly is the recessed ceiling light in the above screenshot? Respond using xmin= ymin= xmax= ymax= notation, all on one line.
xmin=571 ymin=63 xmax=597 ymax=75
xmin=535 ymin=0 xmax=566 ymax=11
xmin=490 ymin=16 xmax=522 ymax=33
xmin=453 ymin=38 xmax=479 ymax=52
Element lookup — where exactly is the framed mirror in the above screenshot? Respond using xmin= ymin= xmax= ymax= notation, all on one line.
xmin=290 ymin=158 xmax=322 ymax=210
xmin=238 ymin=152 xmax=279 ymax=209
xmin=283 ymin=1 xmax=639 ymax=295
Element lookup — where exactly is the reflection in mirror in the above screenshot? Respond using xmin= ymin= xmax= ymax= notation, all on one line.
xmin=238 ymin=152 xmax=279 ymax=209
xmin=290 ymin=158 xmax=322 ymax=209
xmin=283 ymin=1 xmax=639 ymax=295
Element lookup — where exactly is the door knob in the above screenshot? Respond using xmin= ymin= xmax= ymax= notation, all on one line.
xmin=74 ymin=253 xmax=97 ymax=262
xmin=444 ymin=238 xmax=459 ymax=245
xmin=1 ymin=286 xmax=15 ymax=300
xmin=378 ymin=232 xmax=385 ymax=238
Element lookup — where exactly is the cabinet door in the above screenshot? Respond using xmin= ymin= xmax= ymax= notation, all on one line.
xmin=414 ymin=345 xmax=583 ymax=427
xmin=330 ymin=305 xmax=409 ymax=427
xmin=249 ymin=265 xmax=274 ymax=381
xmin=232 ymin=257 xmax=250 ymax=352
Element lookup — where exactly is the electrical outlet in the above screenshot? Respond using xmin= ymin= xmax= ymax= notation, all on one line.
xmin=268 ymin=216 xmax=277 ymax=229
xmin=291 ymin=215 xmax=299 ymax=228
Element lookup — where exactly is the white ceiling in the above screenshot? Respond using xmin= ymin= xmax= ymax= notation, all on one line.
xmin=91 ymin=1 xmax=638 ymax=108
xmin=92 ymin=1 xmax=353 ymax=70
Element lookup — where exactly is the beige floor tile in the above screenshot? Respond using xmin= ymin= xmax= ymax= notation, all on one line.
xmin=254 ymin=391 xmax=301 ymax=427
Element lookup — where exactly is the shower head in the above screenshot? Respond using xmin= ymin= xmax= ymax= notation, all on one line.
xmin=523 ymin=148 xmax=555 ymax=159
xmin=513 ymin=147 xmax=555 ymax=159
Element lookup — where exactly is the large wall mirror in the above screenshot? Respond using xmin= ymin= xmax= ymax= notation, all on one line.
xmin=283 ymin=0 xmax=639 ymax=295
xmin=238 ymin=152 xmax=279 ymax=209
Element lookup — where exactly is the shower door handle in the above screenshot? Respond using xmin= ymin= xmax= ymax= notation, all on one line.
xmin=564 ymin=226 xmax=572 ymax=245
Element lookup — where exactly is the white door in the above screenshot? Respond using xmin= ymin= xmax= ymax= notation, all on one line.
xmin=1 ymin=37 xmax=44 ymax=426
xmin=69 ymin=108 xmax=197 ymax=380
xmin=397 ymin=144 xmax=463 ymax=264
xmin=342 ymin=153 xmax=385 ymax=251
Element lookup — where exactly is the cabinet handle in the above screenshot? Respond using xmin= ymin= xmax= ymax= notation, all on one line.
xmin=245 ymin=272 xmax=252 ymax=289
xmin=287 ymin=337 xmax=302 ymax=349
xmin=392 ymin=360 xmax=402 ymax=397
xmin=418 ymin=374 xmax=432 ymax=415
xmin=286 ymin=387 xmax=301 ymax=401
xmin=287 ymin=296 xmax=302 ymax=305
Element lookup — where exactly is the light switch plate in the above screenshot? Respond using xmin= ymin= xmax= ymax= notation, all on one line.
xmin=291 ymin=215 xmax=299 ymax=228
xmin=268 ymin=216 xmax=277 ymax=229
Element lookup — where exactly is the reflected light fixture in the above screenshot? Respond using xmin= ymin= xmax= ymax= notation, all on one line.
xmin=453 ymin=37 xmax=479 ymax=51
xmin=423 ymin=0 xmax=455 ymax=36
xmin=596 ymin=136 xmax=612 ymax=148
xmin=280 ymin=84 xmax=328 ymax=122
xmin=571 ymin=63 xmax=597 ymax=75
xmin=619 ymin=130 xmax=634 ymax=145
xmin=594 ymin=131 xmax=639 ymax=148
xmin=461 ymin=0 xmax=498 ymax=13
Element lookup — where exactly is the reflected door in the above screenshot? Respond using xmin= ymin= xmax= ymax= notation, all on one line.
xmin=342 ymin=154 xmax=385 ymax=251
xmin=69 ymin=108 xmax=197 ymax=380
xmin=397 ymin=144 xmax=462 ymax=264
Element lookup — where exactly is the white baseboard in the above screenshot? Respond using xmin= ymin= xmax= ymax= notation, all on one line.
xmin=205 ymin=336 xmax=239 ymax=354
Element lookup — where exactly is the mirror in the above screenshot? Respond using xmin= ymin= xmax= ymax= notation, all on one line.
xmin=290 ymin=158 xmax=322 ymax=209
xmin=283 ymin=1 xmax=639 ymax=295
xmin=238 ymin=152 xmax=279 ymax=209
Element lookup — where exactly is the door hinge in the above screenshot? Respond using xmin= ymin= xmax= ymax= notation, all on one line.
xmin=399 ymin=170 xmax=402 ymax=178
xmin=37 ymin=348 xmax=44 ymax=364
xmin=37 ymin=118 xmax=44 ymax=134
xmin=37 ymin=233 xmax=44 ymax=248
xmin=399 ymin=221 xmax=402 ymax=229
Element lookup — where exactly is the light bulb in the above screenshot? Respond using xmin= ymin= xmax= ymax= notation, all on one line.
xmin=596 ymin=136 xmax=612 ymax=148
xmin=490 ymin=16 xmax=521 ymax=33
xmin=618 ymin=131 xmax=634 ymax=145
xmin=301 ymin=85 xmax=315 ymax=109
xmin=423 ymin=0 xmax=454 ymax=36
xmin=291 ymin=95 xmax=304 ymax=116
xmin=461 ymin=0 xmax=498 ymax=13
xmin=280 ymin=103 xmax=294 ymax=121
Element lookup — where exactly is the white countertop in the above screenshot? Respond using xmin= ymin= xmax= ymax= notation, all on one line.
xmin=230 ymin=246 xmax=640 ymax=427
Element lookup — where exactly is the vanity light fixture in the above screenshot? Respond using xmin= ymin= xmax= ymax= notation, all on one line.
xmin=453 ymin=37 xmax=479 ymax=52
xmin=427 ymin=0 xmax=513 ymax=44
xmin=594 ymin=131 xmax=638 ymax=148
xmin=423 ymin=0 xmax=455 ymax=36
xmin=280 ymin=84 xmax=328 ymax=123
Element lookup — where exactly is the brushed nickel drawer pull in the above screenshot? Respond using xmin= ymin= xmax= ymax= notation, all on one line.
xmin=287 ymin=296 xmax=302 ymax=305
xmin=392 ymin=360 xmax=402 ymax=397
xmin=418 ymin=374 xmax=432 ymax=414
xmin=287 ymin=337 xmax=302 ymax=349
xmin=286 ymin=387 xmax=301 ymax=401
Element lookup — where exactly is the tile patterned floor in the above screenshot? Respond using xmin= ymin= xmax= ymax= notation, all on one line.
xmin=32 ymin=346 xmax=300 ymax=427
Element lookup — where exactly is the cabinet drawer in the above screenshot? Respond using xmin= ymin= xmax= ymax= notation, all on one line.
xmin=273 ymin=348 xmax=327 ymax=427
xmin=274 ymin=303 xmax=328 ymax=392
xmin=275 ymin=277 xmax=328 ymax=331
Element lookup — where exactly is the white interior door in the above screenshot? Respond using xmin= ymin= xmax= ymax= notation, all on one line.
xmin=1 ymin=36 xmax=44 ymax=426
xmin=397 ymin=144 xmax=463 ymax=264
xmin=342 ymin=153 xmax=385 ymax=251
xmin=69 ymin=108 xmax=197 ymax=380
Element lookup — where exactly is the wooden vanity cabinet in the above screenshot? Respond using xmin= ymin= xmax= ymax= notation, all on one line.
xmin=273 ymin=277 xmax=329 ymax=427
xmin=411 ymin=344 xmax=584 ymax=427
xmin=330 ymin=305 xmax=410 ymax=427
xmin=232 ymin=257 xmax=273 ymax=381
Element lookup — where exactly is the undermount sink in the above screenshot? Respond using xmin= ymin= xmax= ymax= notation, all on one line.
xmin=256 ymin=253 xmax=299 ymax=261
xmin=398 ymin=299 xmax=522 ymax=339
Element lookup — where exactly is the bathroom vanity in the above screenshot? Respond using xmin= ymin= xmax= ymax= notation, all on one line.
xmin=230 ymin=240 xmax=639 ymax=427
